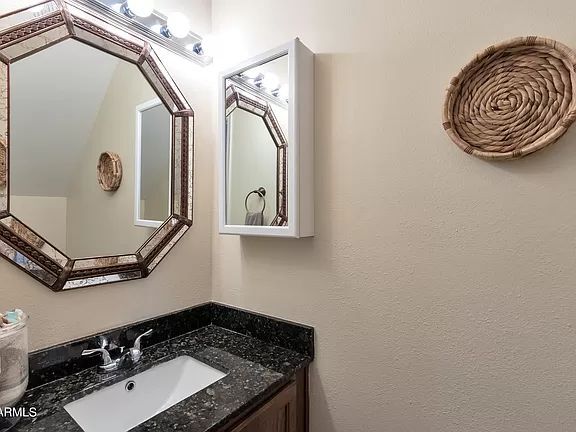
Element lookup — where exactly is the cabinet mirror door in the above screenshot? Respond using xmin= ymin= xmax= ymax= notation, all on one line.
xmin=224 ymin=55 xmax=289 ymax=228
xmin=219 ymin=39 xmax=314 ymax=238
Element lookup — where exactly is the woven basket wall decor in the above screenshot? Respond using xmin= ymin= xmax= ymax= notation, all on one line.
xmin=97 ymin=151 xmax=122 ymax=192
xmin=0 ymin=137 xmax=6 ymax=188
xmin=443 ymin=36 xmax=576 ymax=160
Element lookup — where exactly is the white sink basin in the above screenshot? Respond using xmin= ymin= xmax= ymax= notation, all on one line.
xmin=64 ymin=355 xmax=227 ymax=432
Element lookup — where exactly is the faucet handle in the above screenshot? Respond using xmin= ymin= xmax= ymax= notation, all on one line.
xmin=82 ymin=348 xmax=113 ymax=366
xmin=133 ymin=329 xmax=153 ymax=351
xmin=97 ymin=335 xmax=119 ymax=351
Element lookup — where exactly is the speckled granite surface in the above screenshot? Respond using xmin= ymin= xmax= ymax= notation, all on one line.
xmin=14 ymin=326 xmax=311 ymax=432
xmin=28 ymin=302 xmax=314 ymax=388
xmin=11 ymin=304 xmax=314 ymax=432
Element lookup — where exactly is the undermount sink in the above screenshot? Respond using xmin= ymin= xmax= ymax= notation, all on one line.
xmin=64 ymin=355 xmax=227 ymax=432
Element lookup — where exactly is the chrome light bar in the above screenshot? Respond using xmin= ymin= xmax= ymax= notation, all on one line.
xmin=70 ymin=0 xmax=213 ymax=66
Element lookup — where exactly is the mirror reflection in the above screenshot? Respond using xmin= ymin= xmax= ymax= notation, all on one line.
xmin=136 ymin=100 xmax=172 ymax=228
xmin=225 ymin=54 xmax=289 ymax=227
xmin=10 ymin=39 xmax=171 ymax=258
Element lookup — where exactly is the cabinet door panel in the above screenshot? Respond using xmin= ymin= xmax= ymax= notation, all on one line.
xmin=231 ymin=382 xmax=297 ymax=432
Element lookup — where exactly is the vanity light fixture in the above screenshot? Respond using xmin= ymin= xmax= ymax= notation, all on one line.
xmin=252 ymin=73 xmax=266 ymax=87
xmin=261 ymin=73 xmax=280 ymax=91
xmin=30 ymin=3 xmax=57 ymax=16
xmin=188 ymin=43 xmax=202 ymax=55
xmin=73 ymin=0 xmax=212 ymax=66
xmin=232 ymin=74 xmax=288 ymax=108
xmin=242 ymin=69 xmax=261 ymax=80
xmin=235 ymin=71 xmax=289 ymax=105
xmin=125 ymin=0 xmax=154 ymax=17
xmin=240 ymin=70 xmax=264 ymax=87
xmin=118 ymin=3 xmax=135 ymax=18
xmin=166 ymin=12 xmax=191 ymax=38
xmin=189 ymin=34 xmax=216 ymax=57
xmin=277 ymin=85 xmax=289 ymax=101
xmin=151 ymin=24 xmax=163 ymax=34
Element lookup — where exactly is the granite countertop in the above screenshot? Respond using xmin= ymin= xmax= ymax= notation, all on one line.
xmin=14 ymin=324 xmax=312 ymax=432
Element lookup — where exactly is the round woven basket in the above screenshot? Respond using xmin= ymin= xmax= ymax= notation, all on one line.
xmin=97 ymin=151 xmax=122 ymax=192
xmin=0 ymin=137 xmax=6 ymax=188
xmin=443 ymin=36 xmax=576 ymax=160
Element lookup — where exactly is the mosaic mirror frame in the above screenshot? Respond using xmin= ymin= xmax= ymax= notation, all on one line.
xmin=225 ymin=83 xmax=288 ymax=226
xmin=0 ymin=0 xmax=194 ymax=291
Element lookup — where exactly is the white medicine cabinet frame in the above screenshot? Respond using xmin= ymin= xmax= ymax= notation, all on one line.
xmin=134 ymin=98 xmax=173 ymax=229
xmin=218 ymin=38 xmax=315 ymax=237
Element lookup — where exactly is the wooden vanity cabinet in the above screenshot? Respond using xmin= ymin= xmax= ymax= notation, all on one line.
xmin=219 ymin=367 xmax=309 ymax=432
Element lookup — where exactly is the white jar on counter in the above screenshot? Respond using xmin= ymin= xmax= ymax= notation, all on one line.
xmin=0 ymin=315 xmax=28 ymax=408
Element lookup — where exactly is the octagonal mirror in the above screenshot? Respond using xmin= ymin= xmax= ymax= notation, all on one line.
xmin=0 ymin=1 xmax=194 ymax=290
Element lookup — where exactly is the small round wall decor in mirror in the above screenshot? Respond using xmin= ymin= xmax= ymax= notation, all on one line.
xmin=97 ymin=152 xmax=123 ymax=192
xmin=0 ymin=1 xmax=194 ymax=290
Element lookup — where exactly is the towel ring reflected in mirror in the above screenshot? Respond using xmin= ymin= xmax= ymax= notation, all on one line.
xmin=245 ymin=187 xmax=267 ymax=214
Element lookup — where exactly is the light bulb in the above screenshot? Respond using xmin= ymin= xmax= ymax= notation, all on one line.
xmin=278 ymin=84 xmax=289 ymax=100
xmin=166 ymin=12 xmax=190 ymax=38
xmin=127 ymin=0 xmax=154 ymax=17
xmin=262 ymin=73 xmax=279 ymax=91
xmin=151 ymin=24 xmax=163 ymax=34
xmin=110 ymin=3 xmax=123 ymax=13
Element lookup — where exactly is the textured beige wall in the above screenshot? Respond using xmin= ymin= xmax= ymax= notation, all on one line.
xmin=0 ymin=1 xmax=214 ymax=351
xmin=211 ymin=1 xmax=576 ymax=431
xmin=10 ymin=196 xmax=67 ymax=252
xmin=5 ymin=1 xmax=576 ymax=430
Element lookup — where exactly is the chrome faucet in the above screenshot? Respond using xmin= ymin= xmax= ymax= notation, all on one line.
xmin=82 ymin=329 xmax=153 ymax=373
